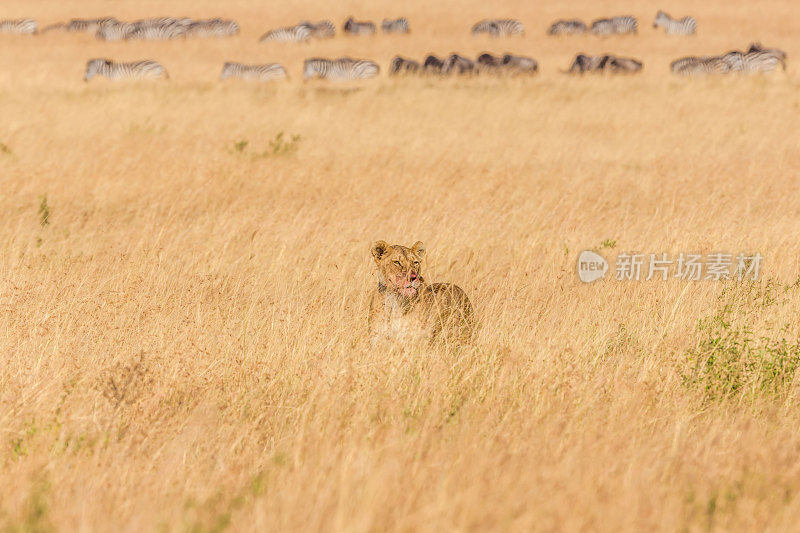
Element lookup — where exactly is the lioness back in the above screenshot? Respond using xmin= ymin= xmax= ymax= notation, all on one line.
xmin=423 ymin=282 xmax=475 ymax=341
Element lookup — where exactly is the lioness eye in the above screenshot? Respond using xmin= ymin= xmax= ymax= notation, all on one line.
xmin=393 ymin=261 xmax=402 ymax=267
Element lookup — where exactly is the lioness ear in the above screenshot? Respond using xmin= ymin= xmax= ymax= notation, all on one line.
xmin=411 ymin=241 xmax=426 ymax=257
xmin=371 ymin=240 xmax=390 ymax=262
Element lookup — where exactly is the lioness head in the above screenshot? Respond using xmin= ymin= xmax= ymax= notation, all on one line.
xmin=371 ymin=240 xmax=425 ymax=298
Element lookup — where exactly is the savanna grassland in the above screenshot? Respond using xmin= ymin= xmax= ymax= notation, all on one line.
xmin=2 ymin=0 xmax=800 ymax=530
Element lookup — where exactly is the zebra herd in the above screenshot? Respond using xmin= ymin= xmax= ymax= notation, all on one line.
xmin=38 ymin=17 xmax=240 ymax=40
xmin=548 ymin=12 xmax=694 ymax=36
xmin=0 ymin=11 xmax=790 ymax=81
xmin=671 ymin=43 xmax=787 ymax=75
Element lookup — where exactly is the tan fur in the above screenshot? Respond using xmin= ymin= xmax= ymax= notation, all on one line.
xmin=368 ymin=240 xmax=474 ymax=345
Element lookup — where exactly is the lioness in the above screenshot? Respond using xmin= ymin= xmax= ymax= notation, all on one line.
xmin=368 ymin=240 xmax=474 ymax=345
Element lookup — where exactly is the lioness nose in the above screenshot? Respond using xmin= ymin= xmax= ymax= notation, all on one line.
xmin=409 ymin=271 xmax=418 ymax=280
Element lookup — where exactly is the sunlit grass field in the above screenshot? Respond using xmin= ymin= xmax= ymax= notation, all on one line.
xmin=2 ymin=0 xmax=800 ymax=530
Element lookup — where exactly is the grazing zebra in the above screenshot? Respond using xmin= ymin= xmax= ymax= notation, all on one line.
xmin=444 ymin=54 xmax=475 ymax=75
xmin=343 ymin=17 xmax=377 ymax=35
xmin=548 ymin=19 xmax=587 ymax=35
xmin=0 ymin=19 xmax=37 ymax=35
xmin=653 ymin=11 xmax=697 ymax=35
xmin=591 ymin=16 xmax=637 ymax=35
xmin=42 ymin=18 xmax=118 ymax=34
xmin=382 ymin=18 xmax=410 ymax=33
xmin=95 ymin=21 xmax=137 ymax=41
xmin=747 ymin=42 xmax=787 ymax=70
xmin=259 ymin=24 xmax=311 ymax=43
xmin=300 ymin=20 xmax=335 ymax=39
xmin=670 ymin=56 xmax=730 ymax=75
xmin=471 ymin=19 xmax=524 ymax=37
xmin=220 ymin=62 xmax=287 ymax=81
xmin=125 ymin=20 xmax=188 ymax=40
xmin=303 ymin=57 xmax=379 ymax=80
xmin=389 ymin=56 xmax=420 ymax=75
xmin=742 ymin=50 xmax=785 ymax=73
xmin=185 ymin=19 xmax=240 ymax=38
xmin=83 ymin=59 xmax=169 ymax=81
xmin=502 ymin=54 xmax=538 ymax=74
xmin=423 ymin=54 xmax=446 ymax=74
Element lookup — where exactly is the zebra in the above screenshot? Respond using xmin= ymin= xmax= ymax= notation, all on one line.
xmin=41 ymin=18 xmax=118 ymax=34
xmin=0 ymin=19 xmax=37 ymax=35
xmin=303 ymin=58 xmax=379 ymax=80
xmin=670 ymin=56 xmax=730 ymax=75
xmin=443 ymin=53 xmax=475 ymax=75
xmin=185 ymin=19 xmax=240 ymax=38
xmin=389 ymin=56 xmax=420 ymax=75
xmin=125 ymin=20 xmax=188 ymax=41
xmin=423 ymin=54 xmax=446 ymax=74
xmin=300 ymin=20 xmax=335 ymax=39
xmin=259 ymin=24 xmax=311 ymax=43
xmin=502 ymin=54 xmax=538 ymax=74
xmin=742 ymin=50 xmax=785 ymax=73
xmin=382 ymin=18 xmax=410 ymax=33
xmin=83 ymin=59 xmax=169 ymax=81
xmin=547 ymin=19 xmax=587 ymax=35
xmin=220 ymin=62 xmax=287 ymax=81
xmin=748 ymin=42 xmax=787 ymax=63
xmin=343 ymin=17 xmax=376 ymax=35
xmin=653 ymin=11 xmax=697 ymax=35
xmin=471 ymin=19 xmax=524 ymax=37
xmin=591 ymin=16 xmax=637 ymax=35
xmin=95 ymin=21 xmax=137 ymax=41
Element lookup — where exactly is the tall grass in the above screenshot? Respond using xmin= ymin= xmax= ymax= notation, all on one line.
xmin=1 ymin=0 xmax=800 ymax=530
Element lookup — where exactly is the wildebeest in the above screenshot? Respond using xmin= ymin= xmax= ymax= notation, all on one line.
xmin=389 ymin=56 xmax=421 ymax=75
xmin=343 ymin=17 xmax=376 ymax=35
xmin=444 ymin=53 xmax=475 ymax=75
xmin=423 ymin=54 xmax=446 ymax=74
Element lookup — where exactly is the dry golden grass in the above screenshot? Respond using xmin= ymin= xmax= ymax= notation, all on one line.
xmin=2 ymin=0 xmax=800 ymax=530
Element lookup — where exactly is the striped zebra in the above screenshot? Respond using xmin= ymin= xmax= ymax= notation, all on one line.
xmin=0 ymin=19 xmax=37 ymax=35
xmin=382 ymin=18 xmax=410 ymax=33
xmin=670 ymin=56 xmax=730 ymax=75
xmin=220 ymin=62 xmax=287 ymax=81
xmin=95 ymin=20 xmax=136 ymax=41
xmin=185 ymin=19 xmax=240 ymax=38
xmin=423 ymin=54 xmax=446 ymax=74
xmin=742 ymin=50 xmax=785 ymax=73
xmin=591 ymin=15 xmax=637 ymax=35
xmin=83 ymin=59 xmax=169 ymax=81
xmin=343 ymin=17 xmax=376 ymax=35
xmin=303 ymin=58 xmax=379 ymax=80
xmin=547 ymin=19 xmax=587 ymax=35
xmin=443 ymin=54 xmax=475 ymax=75
xmin=259 ymin=24 xmax=311 ymax=43
xmin=471 ymin=19 xmax=524 ymax=37
xmin=41 ymin=18 xmax=118 ymax=34
xmin=748 ymin=42 xmax=787 ymax=63
xmin=125 ymin=22 xmax=187 ymax=41
xmin=389 ymin=56 xmax=420 ymax=75
xmin=300 ymin=20 xmax=335 ymax=39
xmin=653 ymin=11 xmax=697 ymax=35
